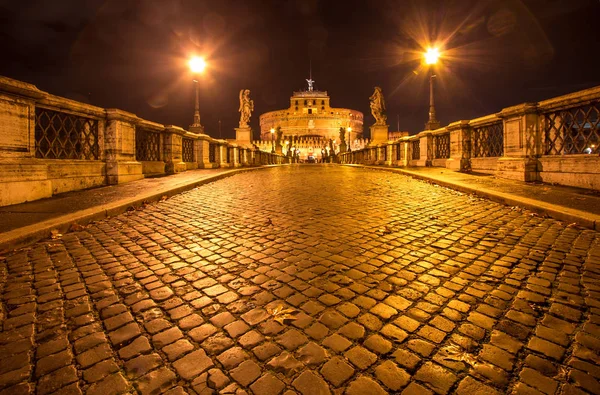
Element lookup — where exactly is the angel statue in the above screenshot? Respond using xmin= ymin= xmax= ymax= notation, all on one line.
xmin=369 ymin=86 xmax=387 ymax=125
xmin=238 ymin=89 xmax=254 ymax=128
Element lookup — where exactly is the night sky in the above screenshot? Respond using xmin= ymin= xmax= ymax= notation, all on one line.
xmin=1 ymin=0 xmax=599 ymax=139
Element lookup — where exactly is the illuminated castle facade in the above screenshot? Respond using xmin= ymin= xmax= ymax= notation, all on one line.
xmin=257 ymin=81 xmax=366 ymax=160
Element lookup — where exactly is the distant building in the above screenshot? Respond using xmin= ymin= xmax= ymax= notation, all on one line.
xmin=257 ymin=80 xmax=365 ymax=160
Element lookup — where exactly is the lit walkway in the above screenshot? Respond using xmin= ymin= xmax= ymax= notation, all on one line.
xmin=1 ymin=165 xmax=599 ymax=394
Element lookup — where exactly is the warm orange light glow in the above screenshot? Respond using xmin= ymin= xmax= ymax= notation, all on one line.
xmin=348 ymin=127 xmax=352 ymax=132
xmin=270 ymin=128 xmax=275 ymax=134
xmin=424 ymin=48 xmax=440 ymax=65
xmin=189 ymin=56 xmax=206 ymax=73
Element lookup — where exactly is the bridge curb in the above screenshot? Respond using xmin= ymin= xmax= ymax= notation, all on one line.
xmin=0 ymin=165 xmax=282 ymax=253
xmin=344 ymin=164 xmax=600 ymax=232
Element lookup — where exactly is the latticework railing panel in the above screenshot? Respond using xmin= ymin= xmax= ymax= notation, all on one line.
xmin=411 ymin=140 xmax=421 ymax=160
xmin=544 ymin=102 xmax=599 ymax=155
xmin=434 ymin=133 xmax=450 ymax=159
xmin=35 ymin=108 xmax=99 ymax=160
xmin=472 ymin=122 xmax=503 ymax=158
xmin=182 ymin=138 xmax=194 ymax=162
xmin=135 ymin=128 xmax=161 ymax=161
xmin=209 ymin=143 xmax=217 ymax=163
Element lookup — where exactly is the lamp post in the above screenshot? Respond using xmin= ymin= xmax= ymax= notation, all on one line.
xmin=189 ymin=56 xmax=207 ymax=130
xmin=270 ymin=128 xmax=275 ymax=153
xmin=424 ymin=48 xmax=441 ymax=131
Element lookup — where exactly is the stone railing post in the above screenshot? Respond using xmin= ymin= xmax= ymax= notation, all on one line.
xmin=163 ymin=125 xmax=186 ymax=173
xmin=231 ymin=145 xmax=239 ymax=167
xmin=104 ymin=109 xmax=143 ymax=184
xmin=446 ymin=120 xmax=471 ymax=171
xmin=197 ymin=136 xmax=214 ymax=168
xmin=0 ymin=77 xmax=50 ymax=206
xmin=385 ymin=143 xmax=393 ymax=166
xmin=416 ymin=132 xmax=432 ymax=166
xmin=399 ymin=140 xmax=409 ymax=167
xmin=218 ymin=144 xmax=228 ymax=168
xmin=496 ymin=103 xmax=540 ymax=181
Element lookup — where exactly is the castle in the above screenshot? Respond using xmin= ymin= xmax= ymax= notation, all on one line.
xmin=256 ymin=80 xmax=367 ymax=161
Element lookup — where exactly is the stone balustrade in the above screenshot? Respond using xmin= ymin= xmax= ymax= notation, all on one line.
xmin=340 ymin=85 xmax=600 ymax=190
xmin=0 ymin=76 xmax=286 ymax=207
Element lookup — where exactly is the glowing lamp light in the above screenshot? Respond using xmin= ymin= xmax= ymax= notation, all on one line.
xmin=424 ymin=48 xmax=440 ymax=65
xmin=348 ymin=127 xmax=352 ymax=132
xmin=270 ymin=128 xmax=275 ymax=134
xmin=189 ymin=56 xmax=206 ymax=73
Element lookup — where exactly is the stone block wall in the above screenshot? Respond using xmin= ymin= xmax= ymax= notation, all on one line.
xmin=340 ymin=85 xmax=600 ymax=191
xmin=0 ymin=76 xmax=286 ymax=207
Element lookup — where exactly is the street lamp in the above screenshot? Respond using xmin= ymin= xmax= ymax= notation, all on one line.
xmin=424 ymin=48 xmax=441 ymax=130
xmin=189 ymin=56 xmax=207 ymax=129
xmin=270 ymin=128 xmax=275 ymax=153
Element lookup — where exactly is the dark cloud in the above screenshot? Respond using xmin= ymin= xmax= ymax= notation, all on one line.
xmin=0 ymin=0 xmax=598 ymax=138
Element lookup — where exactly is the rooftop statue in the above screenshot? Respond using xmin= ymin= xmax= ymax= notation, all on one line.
xmin=306 ymin=78 xmax=315 ymax=92
xmin=238 ymin=89 xmax=254 ymax=128
xmin=369 ymin=86 xmax=387 ymax=125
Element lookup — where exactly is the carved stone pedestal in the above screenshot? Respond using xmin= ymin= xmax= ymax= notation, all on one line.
xmin=370 ymin=124 xmax=389 ymax=145
xmin=236 ymin=127 xmax=252 ymax=148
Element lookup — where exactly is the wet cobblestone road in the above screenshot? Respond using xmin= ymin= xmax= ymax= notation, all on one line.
xmin=1 ymin=165 xmax=599 ymax=395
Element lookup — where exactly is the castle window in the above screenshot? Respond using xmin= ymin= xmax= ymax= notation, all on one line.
xmin=308 ymin=109 xmax=313 ymax=114
xmin=304 ymin=100 xmax=307 ymax=105
xmin=295 ymin=100 xmax=298 ymax=105
xmin=321 ymin=106 xmax=324 ymax=110
xmin=321 ymin=100 xmax=325 ymax=105
xmin=295 ymin=107 xmax=298 ymax=111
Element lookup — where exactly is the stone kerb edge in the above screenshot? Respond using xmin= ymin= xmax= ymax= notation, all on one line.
xmin=0 ymin=166 xmax=278 ymax=253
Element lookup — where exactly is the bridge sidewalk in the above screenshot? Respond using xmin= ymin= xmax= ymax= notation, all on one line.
xmin=0 ymin=167 xmax=275 ymax=252
xmin=347 ymin=165 xmax=600 ymax=232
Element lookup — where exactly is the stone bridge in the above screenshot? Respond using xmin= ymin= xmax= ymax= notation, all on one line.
xmin=1 ymin=165 xmax=599 ymax=395
xmin=1 ymin=75 xmax=600 ymax=394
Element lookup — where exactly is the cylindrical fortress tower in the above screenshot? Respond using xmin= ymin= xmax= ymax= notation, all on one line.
xmin=258 ymin=83 xmax=364 ymax=160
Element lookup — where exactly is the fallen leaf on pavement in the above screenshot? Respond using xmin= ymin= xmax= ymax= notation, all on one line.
xmin=267 ymin=304 xmax=299 ymax=325
xmin=69 ymin=223 xmax=85 ymax=232
xmin=439 ymin=343 xmax=479 ymax=367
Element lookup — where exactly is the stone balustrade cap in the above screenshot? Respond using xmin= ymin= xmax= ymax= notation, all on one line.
xmin=538 ymin=85 xmax=600 ymax=112
xmin=447 ymin=120 xmax=470 ymax=130
xmin=0 ymin=76 xmax=46 ymax=99
xmin=468 ymin=114 xmax=501 ymax=128
xmin=183 ymin=131 xmax=203 ymax=139
xmin=497 ymin=102 xmax=538 ymax=118
xmin=164 ymin=125 xmax=187 ymax=135
xmin=137 ymin=119 xmax=164 ymax=132
xmin=38 ymin=93 xmax=106 ymax=118
xmin=105 ymin=108 xmax=140 ymax=123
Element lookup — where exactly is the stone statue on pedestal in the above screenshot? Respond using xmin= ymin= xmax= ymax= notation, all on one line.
xmin=238 ymin=89 xmax=254 ymax=128
xmin=275 ymin=127 xmax=283 ymax=153
xmin=339 ymin=127 xmax=346 ymax=144
xmin=338 ymin=127 xmax=347 ymax=153
xmin=369 ymin=86 xmax=387 ymax=125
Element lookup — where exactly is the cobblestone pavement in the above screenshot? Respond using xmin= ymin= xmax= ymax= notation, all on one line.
xmin=1 ymin=165 xmax=599 ymax=395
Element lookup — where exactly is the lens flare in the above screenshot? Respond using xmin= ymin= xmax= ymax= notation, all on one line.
xmin=424 ymin=48 xmax=440 ymax=65
xmin=188 ymin=56 xmax=206 ymax=73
